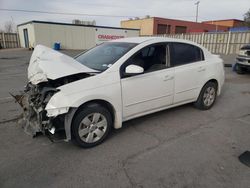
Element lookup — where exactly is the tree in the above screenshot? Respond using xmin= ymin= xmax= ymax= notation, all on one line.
xmin=4 ymin=20 xmax=16 ymax=33
xmin=243 ymin=9 xmax=250 ymax=27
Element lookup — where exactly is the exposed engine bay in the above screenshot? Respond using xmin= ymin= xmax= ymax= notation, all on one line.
xmin=12 ymin=73 xmax=93 ymax=139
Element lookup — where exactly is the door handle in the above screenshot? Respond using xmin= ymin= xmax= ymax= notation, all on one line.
xmin=198 ymin=67 xmax=206 ymax=72
xmin=163 ymin=75 xmax=174 ymax=81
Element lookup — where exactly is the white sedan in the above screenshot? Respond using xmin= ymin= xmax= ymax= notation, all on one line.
xmin=16 ymin=37 xmax=225 ymax=148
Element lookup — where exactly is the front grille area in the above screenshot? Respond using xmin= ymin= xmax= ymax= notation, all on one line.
xmin=236 ymin=57 xmax=250 ymax=64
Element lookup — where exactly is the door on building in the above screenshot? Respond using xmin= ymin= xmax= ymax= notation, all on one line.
xmin=175 ymin=26 xmax=187 ymax=34
xmin=157 ymin=24 xmax=171 ymax=34
xmin=23 ymin=29 xmax=29 ymax=48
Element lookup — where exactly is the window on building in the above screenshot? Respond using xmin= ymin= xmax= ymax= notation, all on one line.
xmin=170 ymin=43 xmax=204 ymax=66
xmin=157 ymin=24 xmax=171 ymax=34
xmin=175 ymin=26 xmax=187 ymax=34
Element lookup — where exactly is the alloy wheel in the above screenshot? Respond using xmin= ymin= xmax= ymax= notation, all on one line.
xmin=78 ymin=113 xmax=107 ymax=143
xmin=203 ymin=87 xmax=216 ymax=107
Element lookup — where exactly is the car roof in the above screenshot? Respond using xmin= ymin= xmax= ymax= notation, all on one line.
xmin=111 ymin=37 xmax=199 ymax=46
xmin=110 ymin=37 xmax=158 ymax=44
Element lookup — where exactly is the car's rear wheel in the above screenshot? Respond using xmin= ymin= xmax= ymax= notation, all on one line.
xmin=71 ymin=103 xmax=112 ymax=148
xmin=194 ymin=82 xmax=217 ymax=110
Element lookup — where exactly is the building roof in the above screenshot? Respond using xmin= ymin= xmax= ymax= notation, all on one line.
xmin=122 ymin=17 xmax=245 ymax=24
xmin=122 ymin=17 xmax=202 ymax=24
xmin=17 ymin=20 xmax=140 ymax=31
xmin=153 ymin=17 xmax=202 ymax=24
xmin=202 ymin=19 xmax=244 ymax=23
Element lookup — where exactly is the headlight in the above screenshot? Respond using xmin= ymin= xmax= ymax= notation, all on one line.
xmin=238 ymin=50 xmax=247 ymax=56
xmin=46 ymin=107 xmax=69 ymax=117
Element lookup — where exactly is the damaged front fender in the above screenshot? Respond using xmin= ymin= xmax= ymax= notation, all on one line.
xmin=45 ymin=92 xmax=71 ymax=117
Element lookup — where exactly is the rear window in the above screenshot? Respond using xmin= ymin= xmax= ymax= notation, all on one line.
xmin=170 ymin=43 xmax=204 ymax=66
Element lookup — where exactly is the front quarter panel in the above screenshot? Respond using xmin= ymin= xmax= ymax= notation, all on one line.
xmin=45 ymin=71 xmax=123 ymax=140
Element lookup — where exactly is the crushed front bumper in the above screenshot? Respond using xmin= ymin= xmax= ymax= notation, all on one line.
xmin=12 ymin=84 xmax=66 ymax=141
xmin=12 ymin=92 xmax=52 ymax=136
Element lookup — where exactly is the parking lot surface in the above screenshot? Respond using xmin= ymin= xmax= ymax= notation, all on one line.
xmin=0 ymin=48 xmax=250 ymax=188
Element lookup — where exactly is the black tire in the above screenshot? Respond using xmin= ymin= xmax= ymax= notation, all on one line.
xmin=235 ymin=63 xmax=245 ymax=74
xmin=71 ymin=103 xmax=112 ymax=148
xmin=194 ymin=82 xmax=218 ymax=110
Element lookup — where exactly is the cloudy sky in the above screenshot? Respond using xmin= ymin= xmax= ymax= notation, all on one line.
xmin=1 ymin=0 xmax=250 ymax=30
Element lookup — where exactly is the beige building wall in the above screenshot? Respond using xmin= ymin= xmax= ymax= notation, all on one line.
xmin=126 ymin=29 xmax=140 ymax=37
xmin=33 ymin=23 xmax=96 ymax=49
xmin=18 ymin=21 xmax=139 ymax=50
xmin=121 ymin=18 xmax=154 ymax=36
xmin=18 ymin=23 xmax=35 ymax=48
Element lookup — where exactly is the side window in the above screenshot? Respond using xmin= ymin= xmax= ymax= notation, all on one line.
xmin=121 ymin=44 xmax=168 ymax=78
xmin=170 ymin=43 xmax=204 ymax=67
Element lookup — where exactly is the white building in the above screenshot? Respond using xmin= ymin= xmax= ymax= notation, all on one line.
xmin=17 ymin=20 xmax=140 ymax=50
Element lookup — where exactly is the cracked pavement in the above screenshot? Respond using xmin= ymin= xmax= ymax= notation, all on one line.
xmin=0 ymin=49 xmax=250 ymax=188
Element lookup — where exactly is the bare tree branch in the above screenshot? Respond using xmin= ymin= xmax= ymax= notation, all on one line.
xmin=4 ymin=20 xmax=16 ymax=33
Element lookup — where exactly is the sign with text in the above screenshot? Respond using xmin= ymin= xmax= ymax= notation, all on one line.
xmin=95 ymin=28 xmax=127 ymax=45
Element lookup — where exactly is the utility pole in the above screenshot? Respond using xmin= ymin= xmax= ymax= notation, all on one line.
xmin=195 ymin=1 xmax=200 ymax=22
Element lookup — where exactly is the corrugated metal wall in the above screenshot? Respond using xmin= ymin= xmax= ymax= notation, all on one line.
xmin=157 ymin=31 xmax=250 ymax=54
xmin=18 ymin=22 xmax=140 ymax=50
xmin=0 ymin=33 xmax=20 ymax=49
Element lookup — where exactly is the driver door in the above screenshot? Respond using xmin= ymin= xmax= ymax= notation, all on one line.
xmin=120 ymin=44 xmax=174 ymax=119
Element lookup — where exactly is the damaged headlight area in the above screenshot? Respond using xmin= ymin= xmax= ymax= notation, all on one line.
xmin=11 ymin=82 xmax=65 ymax=139
xmin=11 ymin=72 xmax=94 ymax=140
xmin=46 ymin=107 xmax=69 ymax=117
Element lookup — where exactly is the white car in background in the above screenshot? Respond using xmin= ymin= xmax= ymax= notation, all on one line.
xmin=15 ymin=37 xmax=225 ymax=148
xmin=235 ymin=44 xmax=250 ymax=74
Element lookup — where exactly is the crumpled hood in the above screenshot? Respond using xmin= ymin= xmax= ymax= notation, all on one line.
xmin=28 ymin=45 xmax=97 ymax=85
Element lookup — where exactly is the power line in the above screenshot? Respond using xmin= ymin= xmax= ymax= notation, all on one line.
xmin=0 ymin=8 xmax=138 ymax=18
xmin=0 ymin=8 xmax=209 ymax=21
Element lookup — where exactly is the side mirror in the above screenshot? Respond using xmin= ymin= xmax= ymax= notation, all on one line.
xmin=125 ymin=65 xmax=144 ymax=75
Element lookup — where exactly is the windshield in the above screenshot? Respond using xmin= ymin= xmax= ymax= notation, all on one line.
xmin=75 ymin=42 xmax=137 ymax=71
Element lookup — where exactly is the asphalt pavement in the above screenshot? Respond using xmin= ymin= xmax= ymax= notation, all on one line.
xmin=0 ymin=48 xmax=250 ymax=188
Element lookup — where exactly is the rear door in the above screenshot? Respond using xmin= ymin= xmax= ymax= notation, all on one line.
xmin=169 ymin=42 xmax=206 ymax=104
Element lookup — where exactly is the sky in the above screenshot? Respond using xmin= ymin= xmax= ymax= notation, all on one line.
xmin=1 ymin=0 xmax=250 ymax=30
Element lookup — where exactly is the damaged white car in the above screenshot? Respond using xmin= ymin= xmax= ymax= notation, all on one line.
xmin=14 ymin=37 xmax=225 ymax=148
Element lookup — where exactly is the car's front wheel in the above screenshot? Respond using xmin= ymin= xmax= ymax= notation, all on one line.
xmin=235 ymin=63 xmax=245 ymax=74
xmin=71 ymin=103 xmax=112 ymax=148
xmin=194 ymin=82 xmax=217 ymax=110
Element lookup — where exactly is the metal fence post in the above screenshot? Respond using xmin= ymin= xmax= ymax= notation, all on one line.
xmin=16 ymin=33 xmax=20 ymax=47
xmin=2 ymin=32 xmax=6 ymax=48
xmin=201 ymin=32 xmax=205 ymax=46
xmin=226 ymin=31 xmax=231 ymax=55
